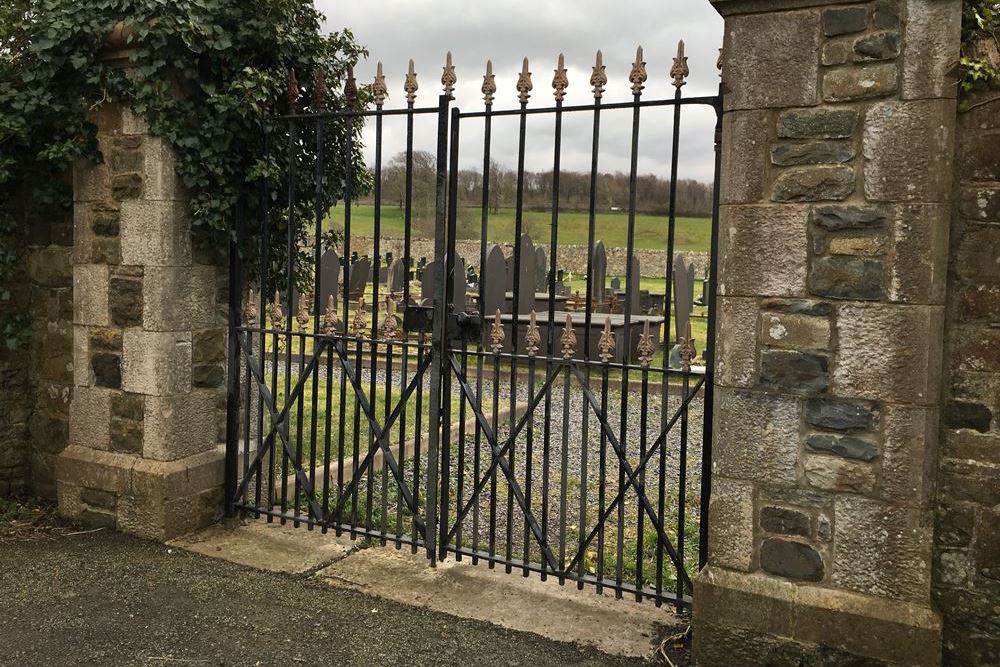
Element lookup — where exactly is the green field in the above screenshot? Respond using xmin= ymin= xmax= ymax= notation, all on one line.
xmin=328 ymin=204 xmax=712 ymax=253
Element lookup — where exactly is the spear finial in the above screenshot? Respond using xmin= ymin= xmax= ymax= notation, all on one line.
xmin=552 ymin=53 xmax=568 ymax=102
xmin=671 ymin=40 xmax=690 ymax=89
xmin=516 ymin=57 xmax=533 ymax=104
xmin=442 ymin=51 xmax=457 ymax=98
xmin=373 ymin=61 xmax=388 ymax=107
xmin=344 ymin=65 xmax=358 ymax=105
xmin=287 ymin=68 xmax=299 ymax=113
xmin=590 ymin=50 xmax=607 ymax=99
xmin=630 ymin=46 xmax=648 ymax=96
xmin=314 ymin=70 xmax=327 ymax=112
xmin=482 ymin=60 xmax=496 ymax=106
xmin=405 ymin=59 xmax=419 ymax=104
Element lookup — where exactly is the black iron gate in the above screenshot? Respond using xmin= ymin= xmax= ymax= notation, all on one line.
xmin=225 ymin=44 xmax=722 ymax=609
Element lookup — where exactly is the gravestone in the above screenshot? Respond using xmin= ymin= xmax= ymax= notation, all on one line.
xmin=673 ymin=255 xmax=693 ymax=345
xmin=482 ymin=244 xmax=507 ymax=315
xmin=452 ymin=256 xmax=467 ymax=312
xmin=515 ymin=234 xmax=535 ymax=315
xmin=627 ymin=255 xmax=641 ymax=315
xmin=420 ymin=259 xmax=437 ymax=306
xmin=386 ymin=257 xmax=405 ymax=296
xmin=505 ymin=256 xmax=514 ymax=293
xmin=695 ymin=269 xmax=710 ymax=307
xmin=610 ymin=276 xmax=621 ymax=291
xmin=592 ymin=241 xmax=607 ymax=303
xmin=349 ymin=256 xmax=371 ymax=299
xmin=319 ymin=248 xmax=341 ymax=308
xmin=535 ymin=246 xmax=547 ymax=292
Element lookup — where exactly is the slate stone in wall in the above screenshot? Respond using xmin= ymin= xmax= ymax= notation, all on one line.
xmin=823 ymin=63 xmax=899 ymax=102
xmin=812 ymin=205 xmax=887 ymax=231
xmin=761 ymin=298 xmax=833 ymax=317
xmin=807 ymin=434 xmax=879 ymax=462
xmin=772 ymin=166 xmax=855 ymax=202
xmin=872 ymin=0 xmax=900 ymax=30
xmin=809 ymin=256 xmax=885 ymax=301
xmin=760 ymin=350 xmax=829 ymax=394
xmin=760 ymin=538 xmax=825 ymax=582
xmin=771 ymin=141 xmax=856 ymax=167
xmin=777 ymin=108 xmax=858 ymax=140
xmin=806 ymin=397 xmax=878 ymax=432
xmin=760 ymin=506 xmax=811 ymax=538
xmin=854 ymin=31 xmax=901 ymax=62
xmin=943 ymin=401 xmax=993 ymax=433
xmin=823 ymin=6 xmax=868 ymax=37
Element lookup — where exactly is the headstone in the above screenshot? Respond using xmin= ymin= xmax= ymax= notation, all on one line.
xmin=610 ymin=276 xmax=621 ymax=291
xmin=420 ymin=259 xmax=437 ymax=306
xmin=318 ymin=248 xmax=341 ymax=308
xmin=482 ymin=244 xmax=507 ymax=315
xmin=505 ymin=256 xmax=514 ymax=293
xmin=386 ymin=257 xmax=405 ymax=296
xmin=349 ymin=256 xmax=370 ymax=299
xmin=591 ymin=241 xmax=607 ymax=303
xmin=673 ymin=255 xmax=693 ymax=345
xmin=628 ymin=255 xmax=641 ymax=314
xmin=515 ymin=233 xmax=535 ymax=315
xmin=452 ymin=255 xmax=467 ymax=312
xmin=695 ymin=269 xmax=710 ymax=307
xmin=535 ymin=247 xmax=547 ymax=292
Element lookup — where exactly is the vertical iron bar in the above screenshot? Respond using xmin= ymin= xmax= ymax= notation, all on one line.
xmin=254 ymin=126 xmax=270 ymax=517
xmin=699 ymin=91 xmax=724 ymax=569
xmin=637 ymin=369 xmax=649 ymax=601
xmin=425 ymin=94 xmax=452 ymax=563
xmin=402 ymin=98 xmax=417 ymax=550
xmin=677 ymin=370 xmax=689 ymax=608
xmin=224 ymin=197 xmax=244 ymax=518
xmin=308 ymin=114 xmax=326 ymax=530
xmin=369 ymin=107 xmax=384 ymax=537
xmin=281 ymin=116 xmax=298 ymax=524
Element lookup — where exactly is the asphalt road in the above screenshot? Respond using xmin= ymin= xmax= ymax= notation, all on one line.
xmin=0 ymin=529 xmax=648 ymax=666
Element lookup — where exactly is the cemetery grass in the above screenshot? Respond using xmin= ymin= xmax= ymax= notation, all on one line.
xmin=328 ymin=205 xmax=713 ymax=253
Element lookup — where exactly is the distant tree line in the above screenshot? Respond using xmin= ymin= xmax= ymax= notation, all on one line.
xmin=364 ymin=151 xmax=714 ymax=225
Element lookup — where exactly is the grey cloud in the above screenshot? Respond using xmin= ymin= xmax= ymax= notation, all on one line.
xmin=318 ymin=0 xmax=723 ymax=181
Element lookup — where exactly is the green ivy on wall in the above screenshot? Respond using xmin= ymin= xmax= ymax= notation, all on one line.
xmin=0 ymin=0 xmax=370 ymax=350
xmin=961 ymin=1 xmax=1000 ymax=101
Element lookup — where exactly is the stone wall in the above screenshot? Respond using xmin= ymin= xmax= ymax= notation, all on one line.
xmin=933 ymin=92 xmax=1000 ymax=666
xmin=0 ymin=196 xmax=74 ymax=498
xmin=696 ymin=1 xmax=959 ymax=665
xmin=55 ymin=99 xmax=228 ymax=540
xmin=350 ymin=237 xmax=710 ymax=278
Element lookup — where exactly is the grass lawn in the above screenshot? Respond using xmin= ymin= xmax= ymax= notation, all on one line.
xmin=328 ymin=204 xmax=713 ymax=253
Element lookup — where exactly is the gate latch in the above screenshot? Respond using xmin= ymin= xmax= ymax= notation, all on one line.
xmin=450 ymin=311 xmax=482 ymax=343
xmin=403 ymin=304 xmax=433 ymax=334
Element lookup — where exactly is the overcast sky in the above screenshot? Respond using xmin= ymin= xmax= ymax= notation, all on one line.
xmin=317 ymin=0 xmax=724 ymax=183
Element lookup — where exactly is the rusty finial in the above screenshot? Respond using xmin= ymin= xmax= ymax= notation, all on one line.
xmin=679 ymin=320 xmax=696 ymax=372
xmin=378 ymin=295 xmax=401 ymax=340
xmin=630 ymin=46 xmax=648 ymax=96
xmin=321 ymin=295 xmax=340 ymax=336
xmin=314 ymin=70 xmax=328 ymax=112
xmin=561 ymin=313 xmax=577 ymax=360
xmin=287 ymin=68 xmax=299 ymax=113
xmin=482 ymin=60 xmax=497 ymax=105
xmin=442 ymin=51 xmax=457 ymax=98
xmin=344 ymin=65 xmax=358 ymax=106
xmin=590 ymin=50 xmax=607 ymax=99
xmin=404 ymin=59 xmax=419 ymax=104
xmin=244 ymin=288 xmax=258 ymax=327
xmin=598 ymin=317 xmax=616 ymax=363
xmin=351 ymin=296 xmax=368 ymax=338
xmin=717 ymin=48 xmax=723 ymax=77
xmin=552 ymin=53 xmax=568 ymax=102
xmin=637 ymin=319 xmax=655 ymax=368
xmin=489 ymin=309 xmax=505 ymax=354
xmin=516 ymin=57 xmax=533 ymax=104
xmin=525 ymin=311 xmax=541 ymax=356
xmin=373 ymin=62 xmax=388 ymax=108
xmin=296 ymin=292 xmax=312 ymax=329
xmin=270 ymin=291 xmax=284 ymax=324
xmin=671 ymin=40 xmax=690 ymax=89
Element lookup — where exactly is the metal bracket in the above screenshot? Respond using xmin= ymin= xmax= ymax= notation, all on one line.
xmin=450 ymin=311 xmax=482 ymax=343
xmin=403 ymin=304 xmax=434 ymax=333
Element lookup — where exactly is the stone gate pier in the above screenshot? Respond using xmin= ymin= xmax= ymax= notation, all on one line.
xmin=694 ymin=0 xmax=997 ymax=665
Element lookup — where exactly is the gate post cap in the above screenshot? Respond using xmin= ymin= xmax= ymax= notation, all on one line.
xmin=711 ymin=0 xmax=858 ymax=17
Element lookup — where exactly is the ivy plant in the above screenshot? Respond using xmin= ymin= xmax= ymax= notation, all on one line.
xmin=0 ymin=0 xmax=370 ymax=349
xmin=961 ymin=0 xmax=1000 ymax=105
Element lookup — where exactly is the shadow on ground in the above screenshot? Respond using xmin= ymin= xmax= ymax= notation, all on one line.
xmin=1 ymin=528 xmax=655 ymax=666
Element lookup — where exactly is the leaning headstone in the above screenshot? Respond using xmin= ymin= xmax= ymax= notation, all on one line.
xmin=386 ymin=257 xmax=405 ymax=296
xmin=515 ymin=233 xmax=535 ymax=315
xmin=534 ymin=246 xmax=547 ymax=292
xmin=591 ymin=240 xmax=607 ymax=303
xmin=482 ymin=244 xmax=507 ymax=315
xmin=673 ymin=255 xmax=693 ymax=345
xmin=319 ymin=248 xmax=341 ymax=308
xmin=349 ymin=256 xmax=370 ymax=300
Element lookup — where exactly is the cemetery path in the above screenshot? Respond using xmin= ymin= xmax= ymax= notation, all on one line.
xmin=0 ymin=528 xmax=651 ymax=667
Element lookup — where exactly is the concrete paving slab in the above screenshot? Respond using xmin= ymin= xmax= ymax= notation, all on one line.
xmin=170 ymin=519 xmax=356 ymax=574
xmin=316 ymin=545 xmax=684 ymax=659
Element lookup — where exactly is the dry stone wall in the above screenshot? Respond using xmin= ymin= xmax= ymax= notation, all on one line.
xmin=697 ymin=1 xmax=959 ymax=665
xmin=933 ymin=92 xmax=1000 ymax=667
